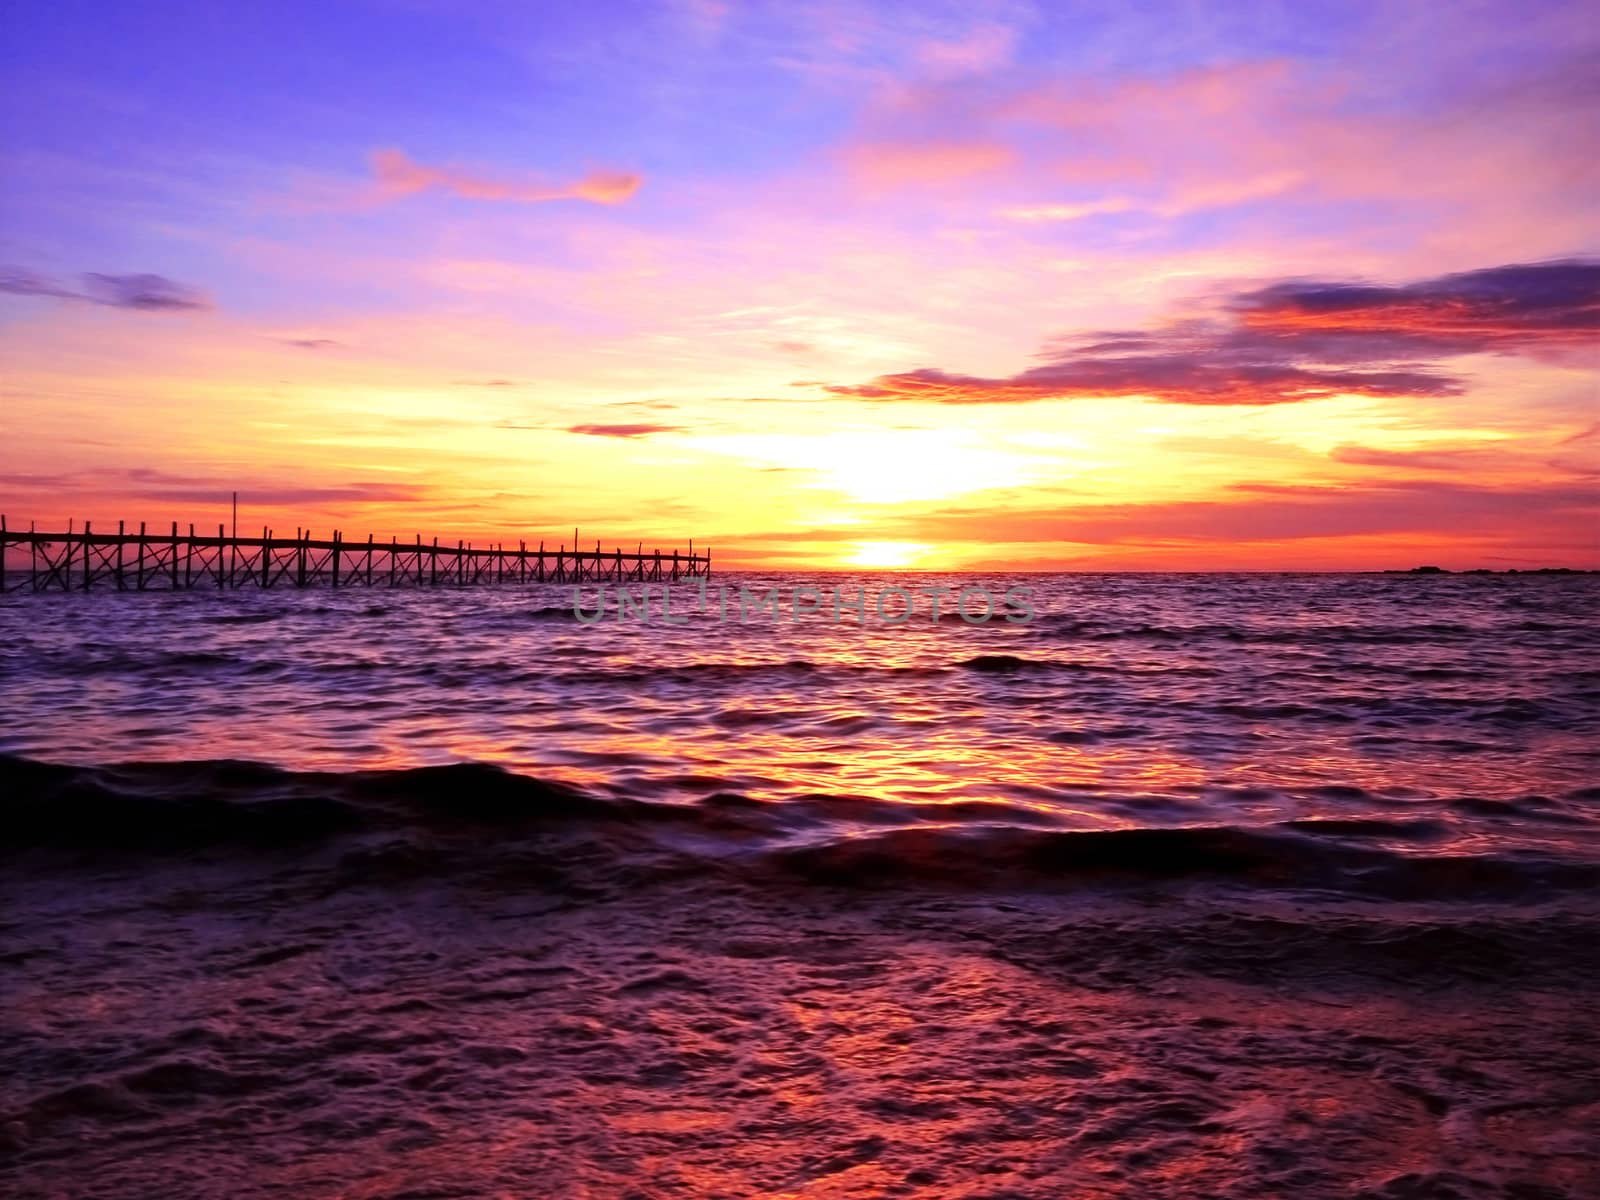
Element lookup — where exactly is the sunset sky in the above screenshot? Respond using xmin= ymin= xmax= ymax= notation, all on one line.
xmin=2 ymin=0 xmax=1596 ymax=569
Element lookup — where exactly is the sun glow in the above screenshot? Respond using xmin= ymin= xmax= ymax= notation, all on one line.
xmin=846 ymin=541 xmax=930 ymax=568
xmin=691 ymin=429 xmax=1046 ymax=504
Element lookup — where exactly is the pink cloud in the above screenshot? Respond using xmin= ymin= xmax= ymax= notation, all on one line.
xmin=835 ymin=49 xmax=1596 ymax=247
xmin=998 ymin=172 xmax=1304 ymax=222
xmin=370 ymin=150 xmax=641 ymax=206
xmin=843 ymin=139 xmax=1015 ymax=186
xmin=914 ymin=24 xmax=1016 ymax=76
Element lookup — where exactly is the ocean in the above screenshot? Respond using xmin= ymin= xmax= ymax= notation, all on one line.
xmin=3 ymin=572 xmax=1598 ymax=1197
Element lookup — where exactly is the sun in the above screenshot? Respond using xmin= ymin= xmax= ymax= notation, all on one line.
xmin=845 ymin=541 xmax=929 ymax=568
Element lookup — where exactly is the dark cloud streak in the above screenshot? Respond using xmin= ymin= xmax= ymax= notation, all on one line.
xmin=825 ymin=258 xmax=1599 ymax=407
xmin=1235 ymin=260 xmax=1600 ymax=355
xmin=1 ymin=267 xmax=210 ymax=312
xmin=567 ymin=423 xmax=683 ymax=438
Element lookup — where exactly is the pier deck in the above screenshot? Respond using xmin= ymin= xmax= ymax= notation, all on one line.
xmin=0 ymin=518 xmax=709 ymax=592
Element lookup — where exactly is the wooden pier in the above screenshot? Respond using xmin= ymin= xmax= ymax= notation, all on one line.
xmin=0 ymin=517 xmax=710 ymax=592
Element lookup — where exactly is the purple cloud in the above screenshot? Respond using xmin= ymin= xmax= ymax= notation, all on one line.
xmin=1 ymin=267 xmax=210 ymax=312
xmin=1234 ymin=259 xmax=1600 ymax=357
xmin=825 ymin=258 xmax=1598 ymax=407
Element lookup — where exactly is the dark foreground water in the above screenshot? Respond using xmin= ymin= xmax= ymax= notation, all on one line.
xmin=2 ymin=573 xmax=1598 ymax=1198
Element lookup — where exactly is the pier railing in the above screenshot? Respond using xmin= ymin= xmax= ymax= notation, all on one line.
xmin=0 ymin=517 xmax=710 ymax=592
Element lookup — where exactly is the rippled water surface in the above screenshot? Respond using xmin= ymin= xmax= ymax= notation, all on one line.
xmin=4 ymin=571 xmax=1597 ymax=843
xmin=4 ymin=572 xmax=1599 ymax=1198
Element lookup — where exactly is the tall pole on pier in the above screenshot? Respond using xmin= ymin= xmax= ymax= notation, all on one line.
xmin=231 ymin=491 xmax=237 ymax=588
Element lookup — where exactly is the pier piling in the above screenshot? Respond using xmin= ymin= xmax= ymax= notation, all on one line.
xmin=0 ymin=516 xmax=710 ymax=593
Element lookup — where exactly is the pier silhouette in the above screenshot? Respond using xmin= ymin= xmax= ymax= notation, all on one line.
xmin=0 ymin=516 xmax=709 ymax=592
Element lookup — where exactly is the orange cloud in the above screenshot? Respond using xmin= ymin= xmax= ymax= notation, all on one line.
xmin=827 ymin=361 xmax=1457 ymax=406
xmin=370 ymin=149 xmax=641 ymax=205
